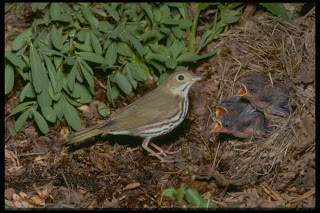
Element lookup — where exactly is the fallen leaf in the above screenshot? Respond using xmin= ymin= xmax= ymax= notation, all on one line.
xmin=123 ymin=182 xmax=140 ymax=191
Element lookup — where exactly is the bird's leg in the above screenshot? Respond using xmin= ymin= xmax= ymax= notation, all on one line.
xmin=149 ymin=142 xmax=167 ymax=157
xmin=142 ymin=137 xmax=167 ymax=162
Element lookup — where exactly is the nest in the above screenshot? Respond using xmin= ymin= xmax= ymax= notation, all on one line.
xmin=205 ymin=16 xmax=315 ymax=186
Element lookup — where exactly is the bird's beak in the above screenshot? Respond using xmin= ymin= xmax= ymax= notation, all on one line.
xmin=216 ymin=106 xmax=228 ymax=118
xmin=213 ymin=121 xmax=223 ymax=132
xmin=236 ymin=84 xmax=247 ymax=96
xmin=192 ymin=75 xmax=204 ymax=82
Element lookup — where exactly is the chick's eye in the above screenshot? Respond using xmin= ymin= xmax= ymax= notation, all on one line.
xmin=250 ymin=87 xmax=255 ymax=91
xmin=178 ymin=75 xmax=184 ymax=80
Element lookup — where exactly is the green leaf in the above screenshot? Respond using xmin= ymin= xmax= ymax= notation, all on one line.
xmin=107 ymin=77 xmax=115 ymax=106
xmin=71 ymin=83 xmax=92 ymax=103
xmin=51 ymin=26 xmax=63 ymax=50
xmin=5 ymin=51 xmax=26 ymax=70
xmin=102 ymin=3 xmax=120 ymax=21
xmin=90 ymin=7 xmax=107 ymax=17
xmin=79 ymin=62 xmax=94 ymax=90
xmin=54 ymin=56 xmax=63 ymax=70
xmin=176 ymin=186 xmax=187 ymax=201
xmin=8 ymin=101 xmax=35 ymax=117
xmin=79 ymin=59 xmax=94 ymax=75
xmin=37 ymin=77 xmax=52 ymax=108
xmin=157 ymin=72 xmax=169 ymax=85
xmin=117 ymin=42 xmax=133 ymax=57
xmin=77 ymin=52 xmax=107 ymax=64
xmin=169 ymin=39 xmax=182 ymax=60
xmin=90 ymin=31 xmax=102 ymax=55
xmin=31 ymin=3 xmax=48 ymax=12
xmin=185 ymin=188 xmax=202 ymax=207
xmin=5 ymin=64 xmax=14 ymax=95
xmin=260 ymin=3 xmax=292 ymax=22
xmin=161 ymin=187 xmax=177 ymax=198
xmin=32 ymin=108 xmax=49 ymax=134
xmin=161 ymin=18 xmax=179 ymax=25
xmin=172 ymin=26 xmax=182 ymax=39
xmin=50 ymin=3 xmax=61 ymax=20
xmin=48 ymin=82 xmax=61 ymax=101
xmin=43 ymin=54 xmax=59 ymax=93
xmin=9 ymin=128 xmax=17 ymax=137
xmin=81 ymin=6 xmax=99 ymax=28
xmin=140 ymin=3 xmax=154 ymax=24
xmin=177 ymin=19 xmax=192 ymax=29
xmin=41 ymin=106 xmax=56 ymax=123
xmin=15 ymin=108 xmax=31 ymax=132
xmin=64 ymin=99 xmax=81 ymax=130
xmin=125 ymin=32 xmax=144 ymax=57
xmin=114 ymin=72 xmax=132 ymax=94
xmin=132 ymin=62 xmax=149 ymax=81
xmin=12 ymin=28 xmax=32 ymax=51
xmin=177 ymin=49 xmax=217 ymax=62
xmin=53 ymin=94 xmax=66 ymax=120
xmin=68 ymin=60 xmax=78 ymax=91
xmin=98 ymin=103 xmax=108 ymax=117
xmin=124 ymin=63 xmax=138 ymax=89
xmin=40 ymin=48 xmax=65 ymax=57
xmin=166 ymin=58 xmax=177 ymax=69
xmin=52 ymin=13 xmax=72 ymax=22
xmin=221 ymin=9 xmax=240 ymax=24
xmin=30 ymin=44 xmax=45 ymax=93
xmin=73 ymin=41 xmax=92 ymax=52
xmin=105 ymin=42 xmax=117 ymax=66
xmin=20 ymin=82 xmax=36 ymax=102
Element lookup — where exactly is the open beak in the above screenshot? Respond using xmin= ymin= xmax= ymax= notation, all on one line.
xmin=192 ymin=75 xmax=204 ymax=82
xmin=216 ymin=107 xmax=228 ymax=118
xmin=213 ymin=121 xmax=223 ymax=132
xmin=236 ymin=84 xmax=247 ymax=96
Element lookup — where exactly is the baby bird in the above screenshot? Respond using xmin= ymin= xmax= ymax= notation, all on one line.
xmin=235 ymin=73 xmax=290 ymax=117
xmin=214 ymin=96 xmax=271 ymax=138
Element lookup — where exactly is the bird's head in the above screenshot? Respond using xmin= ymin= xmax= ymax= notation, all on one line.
xmin=162 ymin=71 xmax=204 ymax=95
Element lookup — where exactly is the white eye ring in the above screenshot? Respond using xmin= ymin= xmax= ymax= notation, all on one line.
xmin=177 ymin=75 xmax=184 ymax=81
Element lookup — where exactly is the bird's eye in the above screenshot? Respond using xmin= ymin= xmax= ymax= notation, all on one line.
xmin=178 ymin=75 xmax=184 ymax=81
xmin=250 ymin=87 xmax=255 ymax=91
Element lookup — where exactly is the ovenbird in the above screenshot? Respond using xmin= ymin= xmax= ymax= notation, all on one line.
xmin=67 ymin=71 xmax=203 ymax=162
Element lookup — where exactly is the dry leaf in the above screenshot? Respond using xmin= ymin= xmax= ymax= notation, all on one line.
xmin=123 ymin=182 xmax=140 ymax=191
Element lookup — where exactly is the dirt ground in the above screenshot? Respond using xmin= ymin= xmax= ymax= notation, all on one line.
xmin=5 ymin=3 xmax=315 ymax=209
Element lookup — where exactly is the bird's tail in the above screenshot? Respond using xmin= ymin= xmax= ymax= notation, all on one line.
xmin=67 ymin=125 xmax=107 ymax=145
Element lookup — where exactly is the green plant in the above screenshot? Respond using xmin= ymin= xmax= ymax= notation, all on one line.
xmin=260 ymin=3 xmax=293 ymax=22
xmin=5 ymin=3 xmax=235 ymax=135
xmin=162 ymin=185 xmax=216 ymax=209
xmin=189 ymin=3 xmax=242 ymax=53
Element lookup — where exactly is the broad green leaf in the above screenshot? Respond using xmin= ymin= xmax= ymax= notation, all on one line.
xmin=15 ymin=108 xmax=31 ymax=132
xmin=43 ymin=54 xmax=59 ymax=93
xmin=64 ymin=100 xmax=81 ymax=130
xmin=54 ymin=56 xmax=63 ymax=70
xmin=90 ymin=7 xmax=107 ymax=17
xmin=73 ymin=41 xmax=92 ymax=52
xmin=30 ymin=44 xmax=45 ymax=93
xmin=5 ymin=51 xmax=26 ymax=70
xmin=185 ymin=188 xmax=202 ymax=207
xmin=79 ymin=62 xmax=94 ymax=90
xmin=110 ymin=24 xmax=122 ymax=39
xmin=8 ymin=101 xmax=35 ymax=117
xmin=79 ymin=59 xmax=94 ymax=75
xmin=177 ymin=49 xmax=217 ymax=62
xmin=166 ymin=58 xmax=177 ymax=69
xmin=161 ymin=18 xmax=179 ymax=25
xmin=260 ymin=3 xmax=292 ymax=22
xmin=105 ymin=42 xmax=117 ymax=66
xmin=99 ymin=21 xmax=115 ymax=34
xmin=169 ymin=39 xmax=182 ymax=60
xmin=31 ymin=19 xmax=49 ymax=28
xmin=172 ymin=26 xmax=182 ymax=39
xmin=53 ymin=94 xmax=66 ymax=120
xmin=161 ymin=187 xmax=177 ymax=197
xmin=140 ymin=3 xmax=154 ymax=24
xmin=31 ymin=3 xmax=48 ymax=12
xmin=176 ymin=186 xmax=187 ymax=201
xmin=52 ymin=13 xmax=72 ymax=22
xmin=132 ymin=62 xmax=149 ymax=81
xmin=71 ymin=83 xmax=92 ymax=103
xmin=20 ymin=82 xmax=36 ymax=102
xmin=41 ymin=106 xmax=56 ymax=123
xmin=117 ymin=42 xmax=133 ymax=57
xmin=158 ymin=72 xmax=169 ymax=84
xmin=77 ymin=52 xmax=107 ymax=64
xmin=139 ymin=29 xmax=159 ymax=42
xmin=77 ymin=30 xmax=86 ymax=42
xmin=9 ymin=128 xmax=17 ymax=137
xmin=68 ymin=60 xmax=78 ymax=91
xmin=124 ymin=63 xmax=138 ymax=89
xmin=98 ymin=103 xmax=108 ymax=117
xmin=102 ymin=3 xmax=120 ymax=21
xmin=12 ymin=28 xmax=32 ymax=51
xmin=51 ymin=26 xmax=63 ymax=50
xmin=221 ymin=9 xmax=240 ymax=24
xmin=81 ymin=6 xmax=99 ymax=28
xmin=50 ymin=3 xmax=61 ymax=19
xmin=48 ymin=82 xmax=61 ymax=101
xmin=125 ymin=32 xmax=144 ymax=56
xmin=114 ymin=72 xmax=132 ymax=94
xmin=65 ymin=57 xmax=75 ymax=65
xmin=32 ymin=109 xmax=49 ymax=134
xmin=40 ymin=48 xmax=65 ymax=57
xmin=5 ymin=64 xmax=14 ymax=94
xmin=37 ymin=76 xmax=52 ymax=108
xmin=15 ymin=44 xmax=28 ymax=56
xmin=90 ymin=31 xmax=102 ymax=55
xmin=178 ymin=19 xmax=192 ymax=29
